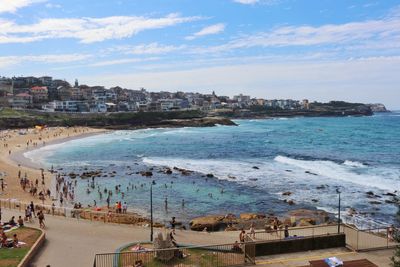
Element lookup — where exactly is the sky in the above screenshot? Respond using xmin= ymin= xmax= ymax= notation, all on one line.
xmin=0 ymin=0 xmax=400 ymax=109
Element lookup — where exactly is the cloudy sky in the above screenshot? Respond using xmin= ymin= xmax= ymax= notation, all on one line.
xmin=1 ymin=0 xmax=400 ymax=109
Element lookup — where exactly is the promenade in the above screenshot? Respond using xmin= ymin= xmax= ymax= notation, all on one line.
xmin=1 ymin=208 xmax=239 ymax=267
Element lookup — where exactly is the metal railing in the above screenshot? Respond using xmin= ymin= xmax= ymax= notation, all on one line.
xmin=93 ymin=243 xmax=253 ymax=267
xmin=0 ymin=198 xmax=147 ymax=225
xmin=342 ymin=224 xmax=398 ymax=251
xmin=248 ymin=223 xmax=398 ymax=252
xmin=251 ymin=224 xmax=341 ymax=242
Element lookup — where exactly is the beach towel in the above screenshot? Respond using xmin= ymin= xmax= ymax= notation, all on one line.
xmin=324 ymin=257 xmax=343 ymax=267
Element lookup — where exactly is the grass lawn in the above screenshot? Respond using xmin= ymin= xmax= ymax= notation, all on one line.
xmin=118 ymin=244 xmax=244 ymax=267
xmin=0 ymin=227 xmax=42 ymax=267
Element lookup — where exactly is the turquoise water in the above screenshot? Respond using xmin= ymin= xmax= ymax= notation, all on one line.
xmin=25 ymin=112 xmax=400 ymax=227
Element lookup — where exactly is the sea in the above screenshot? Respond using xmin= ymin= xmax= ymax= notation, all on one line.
xmin=24 ymin=112 xmax=400 ymax=228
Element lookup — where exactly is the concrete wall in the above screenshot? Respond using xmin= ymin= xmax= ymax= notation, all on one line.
xmin=255 ymin=234 xmax=346 ymax=256
xmin=18 ymin=229 xmax=46 ymax=267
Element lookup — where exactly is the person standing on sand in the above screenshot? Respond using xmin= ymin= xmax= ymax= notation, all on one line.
xmin=30 ymin=201 xmax=35 ymax=218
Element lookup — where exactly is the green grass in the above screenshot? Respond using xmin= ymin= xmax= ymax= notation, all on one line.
xmin=118 ymin=246 xmax=243 ymax=267
xmin=0 ymin=227 xmax=41 ymax=267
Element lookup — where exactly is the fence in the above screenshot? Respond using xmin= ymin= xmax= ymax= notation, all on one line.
xmin=93 ymin=243 xmax=253 ymax=267
xmin=0 ymin=198 xmax=146 ymax=225
xmin=249 ymin=223 xmax=398 ymax=252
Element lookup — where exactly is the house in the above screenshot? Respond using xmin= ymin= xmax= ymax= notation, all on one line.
xmin=11 ymin=93 xmax=33 ymax=108
xmin=30 ymin=86 xmax=48 ymax=103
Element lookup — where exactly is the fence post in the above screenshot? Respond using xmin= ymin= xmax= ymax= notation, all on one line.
xmin=387 ymin=228 xmax=389 ymax=249
xmin=356 ymin=229 xmax=359 ymax=251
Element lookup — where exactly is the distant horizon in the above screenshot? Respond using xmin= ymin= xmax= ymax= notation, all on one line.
xmin=1 ymin=0 xmax=400 ymax=109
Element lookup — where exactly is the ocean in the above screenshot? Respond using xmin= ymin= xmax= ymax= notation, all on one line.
xmin=25 ymin=112 xmax=400 ymax=228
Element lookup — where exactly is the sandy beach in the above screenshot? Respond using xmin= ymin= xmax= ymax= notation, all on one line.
xmin=0 ymin=126 xmax=107 ymax=204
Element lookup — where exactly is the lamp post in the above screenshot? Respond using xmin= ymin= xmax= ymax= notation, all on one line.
xmin=150 ymin=180 xmax=155 ymax=242
xmin=337 ymin=188 xmax=341 ymax=234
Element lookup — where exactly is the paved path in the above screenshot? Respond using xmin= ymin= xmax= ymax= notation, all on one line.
xmin=2 ymin=209 xmax=239 ymax=267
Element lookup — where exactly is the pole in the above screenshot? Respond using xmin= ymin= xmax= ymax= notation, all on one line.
xmin=150 ymin=182 xmax=153 ymax=242
xmin=338 ymin=191 xmax=341 ymax=234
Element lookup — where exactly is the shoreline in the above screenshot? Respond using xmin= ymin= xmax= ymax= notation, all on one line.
xmin=9 ymin=130 xmax=110 ymax=170
xmin=0 ymin=127 xmax=108 ymax=204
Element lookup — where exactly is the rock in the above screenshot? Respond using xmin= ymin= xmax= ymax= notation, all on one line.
xmin=252 ymin=166 xmax=259 ymax=169
xmin=369 ymin=201 xmax=381 ymax=205
xmin=385 ymin=199 xmax=397 ymax=204
xmin=282 ymin=191 xmax=292 ymax=196
xmin=189 ymin=215 xmax=227 ymax=231
xmin=206 ymin=173 xmax=214 ymax=178
xmin=384 ymin=192 xmax=397 ymax=197
xmin=366 ymin=191 xmax=375 ymax=196
xmin=311 ymin=199 xmax=319 ymax=203
xmin=288 ymin=209 xmax=330 ymax=223
xmin=299 ymin=218 xmax=316 ymax=226
xmin=224 ymin=213 xmax=236 ymax=220
xmin=240 ymin=213 xmax=266 ymax=220
xmin=305 ymin=171 xmax=317 ymax=176
xmin=140 ymin=171 xmax=153 ymax=177
xmin=287 ymin=200 xmax=295 ymax=205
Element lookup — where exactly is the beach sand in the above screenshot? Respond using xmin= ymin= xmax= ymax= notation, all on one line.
xmin=0 ymin=126 xmax=107 ymax=204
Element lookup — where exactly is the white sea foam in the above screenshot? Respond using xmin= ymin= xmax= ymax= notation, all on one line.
xmin=274 ymin=155 xmax=399 ymax=191
xmin=343 ymin=160 xmax=366 ymax=168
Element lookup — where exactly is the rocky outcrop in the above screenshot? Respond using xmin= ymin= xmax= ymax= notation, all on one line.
xmin=0 ymin=109 xmax=237 ymax=130
xmin=287 ymin=209 xmax=331 ymax=224
xmin=239 ymin=213 xmax=266 ymax=220
xmin=367 ymin=103 xmax=389 ymax=112
xmin=189 ymin=215 xmax=227 ymax=231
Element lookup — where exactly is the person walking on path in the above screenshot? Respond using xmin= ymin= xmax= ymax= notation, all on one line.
xmin=38 ymin=211 xmax=45 ymax=229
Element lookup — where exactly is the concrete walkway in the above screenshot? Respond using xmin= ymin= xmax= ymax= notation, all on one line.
xmin=2 ymin=208 xmax=240 ymax=267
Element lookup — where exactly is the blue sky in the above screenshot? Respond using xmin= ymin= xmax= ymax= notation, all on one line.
xmin=1 ymin=0 xmax=400 ymax=108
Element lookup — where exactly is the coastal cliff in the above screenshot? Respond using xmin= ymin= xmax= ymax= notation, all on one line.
xmin=0 ymin=101 xmax=375 ymax=129
xmin=0 ymin=108 xmax=236 ymax=130
xmin=367 ymin=103 xmax=389 ymax=112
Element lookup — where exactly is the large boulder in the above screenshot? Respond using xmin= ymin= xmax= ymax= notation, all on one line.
xmin=288 ymin=209 xmax=330 ymax=223
xmin=298 ymin=218 xmax=317 ymax=226
xmin=189 ymin=215 xmax=226 ymax=231
xmin=239 ymin=213 xmax=266 ymax=220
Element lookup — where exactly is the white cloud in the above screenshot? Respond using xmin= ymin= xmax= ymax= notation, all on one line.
xmin=193 ymin=15 xmax=400 ymax=53
xmin=0 ymin=0 xmax=46 ymax=13
xmin=0 ymin=13 xmax=201 ymax=44
xmin=233 ymin=0 xmax=260 ymax=4
xmin=89 ymin=57 xmax=159 ymax=67
xmin=45 ymin=3 xmax=61 ymax=8
xmin=233 ymin=0 xmax=278 ymax=5
xmin=0 ymin=53 xmax=91 ymax=68
xmin=112 ymin=43 xmax=186 ymax=55
xmin=186 ymin=23 xmax=225 ymax=40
